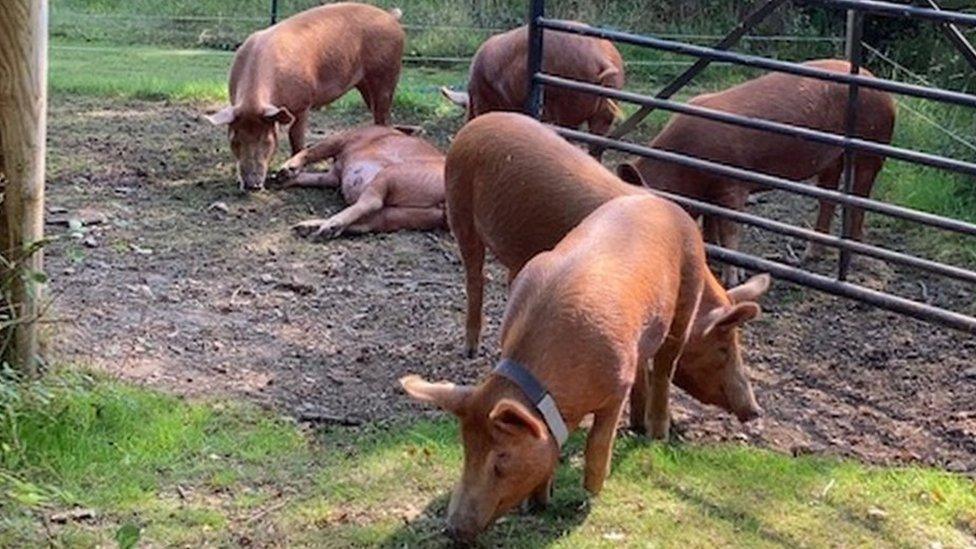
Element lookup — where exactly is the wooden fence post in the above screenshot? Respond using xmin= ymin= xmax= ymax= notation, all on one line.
xmin=0 ymin=0 xmax=49 ymax=376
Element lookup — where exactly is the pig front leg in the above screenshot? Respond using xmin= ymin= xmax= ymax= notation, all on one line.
xmin=287 ymin=110 xmax=309 ymax=155
xmin=583 ymin=396 xmax=626 ymax=494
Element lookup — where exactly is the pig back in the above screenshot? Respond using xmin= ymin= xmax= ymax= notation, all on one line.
xmin=232 ymin=3 xmax=404 ymax=112
xmin=446 ymin=112 xmax=641 ymax=272
xmin=470 ymin=26 xmax=622 ymax=125
xmin=647 ymin=59 xmax=895 ymax=183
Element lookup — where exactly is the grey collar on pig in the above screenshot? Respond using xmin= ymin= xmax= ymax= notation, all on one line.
xmin=494 ymin=359 xmax=569 ymax=448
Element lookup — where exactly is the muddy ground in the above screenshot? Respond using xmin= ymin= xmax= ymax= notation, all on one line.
xmin=45 ymin=94 xmax=976 ymax=474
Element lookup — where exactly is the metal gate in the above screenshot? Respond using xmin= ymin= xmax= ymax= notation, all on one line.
xmin=525 ymin=0 xmax=976 ymax=334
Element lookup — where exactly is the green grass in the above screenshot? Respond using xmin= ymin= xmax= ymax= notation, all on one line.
xmin=873 ymin=97 xmax=976 ymax=264
xmin=49 ymin=39 xmax=468 ymax=117
xmin=1 ymin=372 xmax=974 ymax=546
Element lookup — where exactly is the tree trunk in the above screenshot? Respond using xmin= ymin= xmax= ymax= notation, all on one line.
xmin=0 ymin=0 xmax=48 ymax=376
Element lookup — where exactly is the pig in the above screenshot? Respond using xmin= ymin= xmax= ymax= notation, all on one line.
xmin=402 ymin=193 xmax=769 ymax=543
xmin=445 ymin=112 xmax=766 ymax=424
xmin=276 ymin=125 xmax=446 ymax=237
xmin=439 ymin=25 xmax=624 ymax=135
xmin=205 ymin=3 xmax=405 ymax=191
xmin=617 ymin=59 xmax=897 ymax=286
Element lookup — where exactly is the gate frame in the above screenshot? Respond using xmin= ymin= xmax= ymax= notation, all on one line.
xmin=525 ymin=0 xmax=976 ymax=334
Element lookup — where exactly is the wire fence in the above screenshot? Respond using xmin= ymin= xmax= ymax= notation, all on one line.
xmin=50 ymin=8 xmax=845 ymax=64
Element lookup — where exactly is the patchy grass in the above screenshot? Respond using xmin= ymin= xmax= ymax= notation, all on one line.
xmin=1 ymin=372 xmax=974 ymax=546
xmin=49 ymin=40 xmax=468 ymax=116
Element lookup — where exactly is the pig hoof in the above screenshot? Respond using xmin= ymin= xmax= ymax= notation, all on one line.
xmin=648 ymin=420 xmax=670 ymax=441
xmin=292 ymin=219 xmax=331 ymax=238
xmin=668 ymin=421 xmax=687 ymax=442
xmin=312 ymin=223 xmax=345 ymax=240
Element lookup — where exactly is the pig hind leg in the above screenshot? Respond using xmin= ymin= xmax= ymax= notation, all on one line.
xmin=629 ymin=352 xmax=650 ymax=434
xmin=805 ymin=157 xmax=844 ymax=260
xmin=584 ymin=395 xmax=627 ymax=494
xmin=359 ymin=69 xmax=399 ymax=126
xmin=292 ymin=172 xmax=393 ymax=240
xmin=805 ymin=154 xmax=882 ymax=260
xmin=345 ymin=206 xmax=446 ymax=234
xmin=847 ymin=155 xmax=884 ymax=242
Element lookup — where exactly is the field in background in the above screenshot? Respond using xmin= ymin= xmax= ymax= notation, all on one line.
xmin=1 ymin=371 xmax=974 ymax=546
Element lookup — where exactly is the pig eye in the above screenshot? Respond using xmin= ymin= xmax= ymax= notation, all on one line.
xmin=493 ymin=452 xmax=509 ymax=477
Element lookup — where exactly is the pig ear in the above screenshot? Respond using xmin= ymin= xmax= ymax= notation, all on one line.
xmin=727 ymin=273 xmax=771 ymax=304
xmin=489 ymin=399 xmax=546 ymax=440
xmin=262 ymin=106 xmax=295 ymax=126
xmin=205 ymin=106 xmax=236 ymax=126
xmin=702 ymin=302 xmax=761 ymax=338
xmin=616 ymin=163 xmax=645 ymax=186
xmin=399 ymin=375 xmax=472 ymax=415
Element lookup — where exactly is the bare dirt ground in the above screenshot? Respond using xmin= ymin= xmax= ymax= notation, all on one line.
xmin=46 ymin=95 xmax=976 ymax=474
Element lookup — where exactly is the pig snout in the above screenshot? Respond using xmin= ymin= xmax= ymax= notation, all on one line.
xmin=735 ymin=402 xmax=762 ymax=423
xmin=237 ymin=165 xmax=268 ymax=192
xmin=728 ymin=380 xmax=762 ymax=423
xmin=445 ymin=522 xmax=479 ymax=547
xmin=445 ymin=510 xmax=484 ymax=546
xmin=445 ymin=488 xmax=492 ymax=545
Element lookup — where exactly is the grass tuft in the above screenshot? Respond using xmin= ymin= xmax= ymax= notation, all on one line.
xmin=1 ymin=372 xmax=974 ymax=546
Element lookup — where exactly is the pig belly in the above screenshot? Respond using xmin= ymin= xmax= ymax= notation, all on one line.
xmin=340 ymin=161 xmax=386 ymax=204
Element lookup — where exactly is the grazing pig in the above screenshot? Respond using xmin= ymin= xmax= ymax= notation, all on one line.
xmin=440 ymin=25 xmax=624 ymax=135
xmin=206 ymin=3 xmax=405 ymax=191
xmin=402 ymin=194 xmax=768 ymax=543
xmin=278 ymin=125 xmax=446 ymax=238
xmin=617 ymin=59 xmax=896 ymax=286
xmin=446 ymin=112 xmax=767 ymax=423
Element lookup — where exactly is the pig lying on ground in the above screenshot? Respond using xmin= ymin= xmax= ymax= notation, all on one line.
xmin=402 ymin=194 xmax=769 ymax=543
xmin=617 ymin=59 xmax=896 ymax=286
xmin=445 ymin=112 xmax=766 ymax=424
xmin=278 ymin=125 xmax=446 ymax=237
xmin=206 ymin=2 xmax=405 ymax=191
xmin=440 ymin=25 xmax=624 ymax=135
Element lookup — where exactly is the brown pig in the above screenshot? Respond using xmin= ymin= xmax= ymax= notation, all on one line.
xmin=617 ymin=59 xmax=896 ymax=286
xmin=445 ymin=112 xmax=767 ymax=423
xmin=402 ymin=193 xmax=768 ymax=543
xmin=440 ymin=25 xmax=624 ymax=135
xmin=278 ymin=125 xmax=446 ymax=237
xmin=206 ymin=3 xmax=405 ymax=191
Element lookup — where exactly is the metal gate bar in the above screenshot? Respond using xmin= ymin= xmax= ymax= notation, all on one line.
xmin=599 ymin=0 xmax=788 ymax=153
xmin=526 ymin=0 xmax=976 ymax=334
xmin=706 ymin=245 xmax=976 ymax=334
xmin=650 ymin=188 xmax=976 ymax=285
xmin=556 ymin=126 xmax=976 ymax=282
xmin=536 ymin=18 xmax=976 ymax=109
xmin=926 ymin=0 xmax=976 ymax=72
xmin=812 ymin=0 xmax=976 ymax=26
xmin=553 ymin=125 xmax=976 ymax=235
xmin=552 ymin=127 xmax=976 ymax=333
xmin=837 ymin=9 xmax=863 ymax=280
xmin=535 ymin=74 xmax=976 ymax=178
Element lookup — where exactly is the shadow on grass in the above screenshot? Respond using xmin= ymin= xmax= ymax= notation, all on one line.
xmin=377 ymin=487 xmax=594 ymax=548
